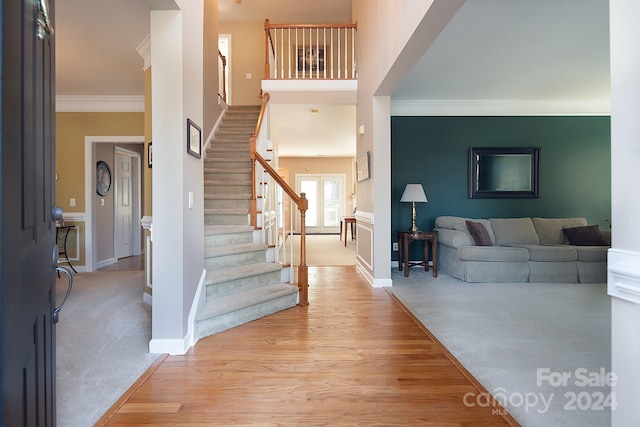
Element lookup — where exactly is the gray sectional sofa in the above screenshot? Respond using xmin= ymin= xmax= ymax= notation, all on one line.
xmin=435 ymin=216 xmax=610 ymax=283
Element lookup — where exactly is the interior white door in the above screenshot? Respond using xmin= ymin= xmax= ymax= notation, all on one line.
xmin=296 ymin=175 xmax=345 ymax=234
xmin=115 ymin=150 xmax=134 ymax=259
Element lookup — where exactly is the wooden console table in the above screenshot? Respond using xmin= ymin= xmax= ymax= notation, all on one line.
xmin=340 ymin=216 xmax=356 ymax=247
xmin=397 ymin=230 xmax=438 ymax=277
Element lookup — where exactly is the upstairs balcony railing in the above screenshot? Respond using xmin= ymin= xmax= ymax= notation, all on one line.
xmin=264 ymin=19 xmax=358 ymax=80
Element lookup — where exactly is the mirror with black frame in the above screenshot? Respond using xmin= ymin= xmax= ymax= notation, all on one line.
xmin=469 ymin=147 xmax=540 ymax=199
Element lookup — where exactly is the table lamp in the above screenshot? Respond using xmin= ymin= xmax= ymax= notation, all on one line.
xmin=400 ymin=184 xmax=428 ymax=233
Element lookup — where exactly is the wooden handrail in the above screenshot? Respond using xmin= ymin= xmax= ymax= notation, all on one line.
xmin=250 ymin=92 xmax=309 ymax=306
xmin=266 ymin=22 xmax=358 ymax=30
xmin=218 ymin=49 xmax=227 ymax=102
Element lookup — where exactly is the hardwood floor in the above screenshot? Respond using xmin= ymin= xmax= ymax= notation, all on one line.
xmin=99 ymin=266 xmax=518 ymax=426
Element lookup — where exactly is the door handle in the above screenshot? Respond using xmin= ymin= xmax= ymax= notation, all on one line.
xmin=54 ymin=266 xmax=73 ymax=324
xmin=52 ymin=205 xmax=63 ymax=222
xmin=36 ymin=0 xmax=55 ymax=40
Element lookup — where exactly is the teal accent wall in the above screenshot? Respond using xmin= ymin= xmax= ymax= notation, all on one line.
xmin=391 ymin=116 xmax=611 ymax=260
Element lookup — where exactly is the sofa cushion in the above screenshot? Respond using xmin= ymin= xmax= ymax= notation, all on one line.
xmin=490 ymin=218 xmax=540 ymax=245
xmin=435 ymin=216 xmax=469 ymax=229
xmin=563 ymin=225 xmax=609 ymax=246
xmin=515 ymin=244 xmax=577 ymax=262
xmin=575 ymin=246 xmax=609 ymax=262
xmin=457 ymin=245 xmax=529 ymax=262
xmin=465 ymin=220 xmax=493 ymax=246
xmin=532 ymin=217 xmax=587 ymax=245
xmin=436 ymin=228 xmax=474 ymax=247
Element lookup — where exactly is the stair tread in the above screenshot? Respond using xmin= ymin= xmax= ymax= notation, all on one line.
xmin=204 ymin=180 xmax=251 ymax=185
xmin=195 ymin=283 xmax=298 ymax=320
xmin=204 ymin=242 xmax=266 ymax=258
xmin=204 ymin=208 xmax=249 ymax=215
xmin=204 ymin=193 xmax=251 ymax=199
xmin=204 ymin=224 xmax=254 ymax=235
xmin=205 ymin=262 xmax=282 ymax=285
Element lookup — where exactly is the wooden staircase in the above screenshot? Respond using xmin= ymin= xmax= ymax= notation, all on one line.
xmin=195 ymin=105 xmax=298 ymax=340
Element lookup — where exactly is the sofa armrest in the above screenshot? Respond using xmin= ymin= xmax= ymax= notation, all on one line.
xmin=436 ymin=228 xmax=474 ymax=248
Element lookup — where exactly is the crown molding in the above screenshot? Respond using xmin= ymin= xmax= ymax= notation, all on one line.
xmin=137 ymin=34 xmax=151 ymax=70
xmin=56 ymin=95 xmax=145 ymax=112
xmin=390 ymin=99 xmax=611 ymax=116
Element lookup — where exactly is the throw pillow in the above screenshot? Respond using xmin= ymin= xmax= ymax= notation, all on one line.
xmin=465 ymin=220 xmax=493 ymax=246
xmin=562 ymin=225 xmax=609 ymax=246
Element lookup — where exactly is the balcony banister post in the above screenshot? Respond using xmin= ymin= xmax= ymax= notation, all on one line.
xmin=297 ymin=192 xmax=309 ymax=306
xmin=264 ymin=19 xmax=271 ymax=79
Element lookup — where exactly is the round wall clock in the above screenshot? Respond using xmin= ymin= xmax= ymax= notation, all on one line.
xmin=96 ymin=161 xmax=112 ymax=196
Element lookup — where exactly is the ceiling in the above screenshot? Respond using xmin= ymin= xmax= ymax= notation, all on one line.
xmin=55 ymin=0 xmax=610 ymax=156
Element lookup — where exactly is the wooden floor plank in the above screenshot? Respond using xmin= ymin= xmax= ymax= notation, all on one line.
xmin=99 ymin=266 xmax=518 ymax=426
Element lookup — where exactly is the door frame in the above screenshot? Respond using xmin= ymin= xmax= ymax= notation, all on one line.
xmin=84 ymin=136 xmax=144 ymax=271
xmin=114 ymin=146 xmax=142 ymax=259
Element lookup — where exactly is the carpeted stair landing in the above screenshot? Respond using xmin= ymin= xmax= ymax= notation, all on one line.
xmin=195 ymin=106 xmax=298 ymax=340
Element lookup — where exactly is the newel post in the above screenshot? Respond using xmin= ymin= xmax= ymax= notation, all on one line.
xmin=249 ymin=135 xmax=257 ymax=228
xmin=298 ymin=192 xmax=309 ymax=306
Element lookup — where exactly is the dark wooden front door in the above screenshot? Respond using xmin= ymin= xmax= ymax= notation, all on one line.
xmin=1 ymin=0 xmax=57 ymax=424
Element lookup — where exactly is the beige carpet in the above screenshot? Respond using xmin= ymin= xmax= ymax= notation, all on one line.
xmin=287 ymin=234 xmax=356 ymax=266
xmin=55 ymin=270 xmax=160 ymax=427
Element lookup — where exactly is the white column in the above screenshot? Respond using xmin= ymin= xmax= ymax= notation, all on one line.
xmin=609 ymin=1 xmax=640 ymax=425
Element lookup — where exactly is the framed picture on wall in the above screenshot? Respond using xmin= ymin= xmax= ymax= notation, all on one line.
xmin=187 ymin=119 xmax=202 ymax=159
xmin=356 ymin=151 xmax=370 ymax=183
xmin=297 ymin=47 xmax=325 ymax=72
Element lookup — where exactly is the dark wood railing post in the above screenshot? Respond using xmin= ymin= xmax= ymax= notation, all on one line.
xmin=264 ymin=19 xmax=271 ymax=79
xmin=218 ymin=49 xmax=227 ymax=102
xmin=297 ymin=193 xmax=309 ymax=306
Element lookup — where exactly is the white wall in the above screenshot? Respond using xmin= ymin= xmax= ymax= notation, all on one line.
xmin=608 ymin=0 xmax=640 ymax=424
xmin=351 ymin=0 xmax=463 ymax=285
xmin=148 ymin=0 xmax=206 ymax=355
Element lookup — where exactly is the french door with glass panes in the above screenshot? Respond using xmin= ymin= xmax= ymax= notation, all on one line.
xmin=295 ymin=175 xmax=345 ymax=234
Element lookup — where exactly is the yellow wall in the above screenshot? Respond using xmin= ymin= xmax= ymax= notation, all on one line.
xmin=55 ymin=112 xmax=144 ymax=267
xmin=278 ymin=156 xmax=356 ymax=213
xmin=56 ymin=112 xmax=145 ymax=212
xmin=219 ymin=21 xmax=264 ymax=105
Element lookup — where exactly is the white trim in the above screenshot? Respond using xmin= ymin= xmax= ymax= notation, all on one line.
xmin=96 ymin=257 xmax=117 ymax=269
xmin=137 ymin=34 xmax=151 ymax=70
xmin=262 ymin=79 xmax=357 ymax=92
xmin=355 ymin=210 xmax=373 ymax=223
xmin=148 ymin=338 xmax=189 ymax=356
xmin=188 ymin=269 xmax=208 ymax=348
xmin=140 ymin=215 xmax=153 ymax=230
xmin=373 ymin=277 xmax=393 ymax=287
xmin=62 ymin=212 xmax=85 ymax=222
xmin=56 ymin=95 xmax=145 ymax=112
xmin=143 ymin=292 xmax=152 ymax=306
xmin=85 ymin=136 xmax=145 ymax=272
xmin=608 ymin=249 xmax=640 ymax=305
xmin=390 ymin=99 xmax=611 ymax=117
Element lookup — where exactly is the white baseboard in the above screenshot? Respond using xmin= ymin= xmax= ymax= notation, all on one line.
xmin=187 ymin=269 xmax=207 ymax=348
xmin=149 ymin=338 xmax=189 ymax=356
xmin=143 ymin=291 xmax=152 ymax=306
xmin=96 ymin=258 xmax=117 ymax=269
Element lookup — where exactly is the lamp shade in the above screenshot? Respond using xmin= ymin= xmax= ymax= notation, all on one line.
xmin=400 ymin=184 xmax=428 ymax=203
